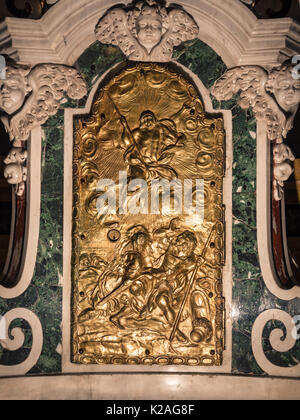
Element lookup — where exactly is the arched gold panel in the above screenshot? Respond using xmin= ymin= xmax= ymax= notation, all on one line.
xmin=72 ymin=63 xmax=225 ymax=366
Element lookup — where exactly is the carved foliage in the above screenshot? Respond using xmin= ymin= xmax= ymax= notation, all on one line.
xmin=211 ymin=66 xmax=284 ymax=141
xmin=273 ymin=143 xmax=295 ymax=201
xmin=3 ymin=147 xmax=28 ymax=196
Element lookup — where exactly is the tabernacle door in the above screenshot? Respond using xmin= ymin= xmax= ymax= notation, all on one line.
xmin=72 ymin=63 xmax=225 ymax=367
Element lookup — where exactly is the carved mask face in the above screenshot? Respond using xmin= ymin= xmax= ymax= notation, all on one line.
xmin=0 ymin=73 xmax=27 ymax=115
xmin=136 ymin=14 xmax=163 ymax=52
xmin=273 ymin=70 xmax=300 ymax=112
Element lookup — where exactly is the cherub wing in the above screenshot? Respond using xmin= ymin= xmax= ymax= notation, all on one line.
xmin=151 ymin=9 xmax=199 ymax=61
xmin=211 ymin=66 xmax=285 ymax=141
xmin=9 ymin=64 xmax=87 ymax=142
xmin=95 ymin=8 xmax=146 ymax=61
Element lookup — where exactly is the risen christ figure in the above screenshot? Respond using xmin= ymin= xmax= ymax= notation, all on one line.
xmin=117 ymin=110 xmax=184 ymax=181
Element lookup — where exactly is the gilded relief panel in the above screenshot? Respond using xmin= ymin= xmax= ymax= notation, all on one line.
xmin=72 ymin=63 xmax=225 ymax=366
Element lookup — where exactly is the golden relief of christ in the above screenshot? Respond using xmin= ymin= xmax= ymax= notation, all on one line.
xmin=112 ymin=108 xmax=186 ymax=182
xmin=72 ymin=63 xmax=225 ymax=366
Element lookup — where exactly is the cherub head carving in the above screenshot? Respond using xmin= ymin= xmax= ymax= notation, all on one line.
xmin=95 ymin=0 xmax=199 ymax=62
xmin=130 ymin=2 xmax=166 ymax=53
xmin=266 ymin=62 xmax=300 ymax=113
xmin=0 ymin=63 xmax=87 ymax=143
xmin=0 ymin=65 xmax=31 ymax=115
xmin=211 ymin=61 xmax=300 ymax=201
xmin=211 ymin=61 xmax=300 ymax=142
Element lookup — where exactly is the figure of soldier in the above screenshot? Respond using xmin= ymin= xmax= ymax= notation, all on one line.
xmin=141 ymin=230 xmax=200 ymax=342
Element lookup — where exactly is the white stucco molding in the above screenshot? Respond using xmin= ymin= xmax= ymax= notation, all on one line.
xmin=251 ymin=309 xmax=300 ymax=377
xmin=0 ymin=0 xmax=299 ymax=68
xmin=0 ymin=308 xmax=43 ymax=376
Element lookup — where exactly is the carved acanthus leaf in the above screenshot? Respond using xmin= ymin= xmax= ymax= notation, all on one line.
xmin=95 ymin=0 xmax=199 ymax=62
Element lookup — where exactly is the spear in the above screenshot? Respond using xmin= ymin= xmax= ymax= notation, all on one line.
xmin=169 ymin=224 xmax=216 ymax=343
xmin=107 ymin=92 xmax=148 ymax=169
xmin=97 ymin=278 xmax=132 ymax=307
